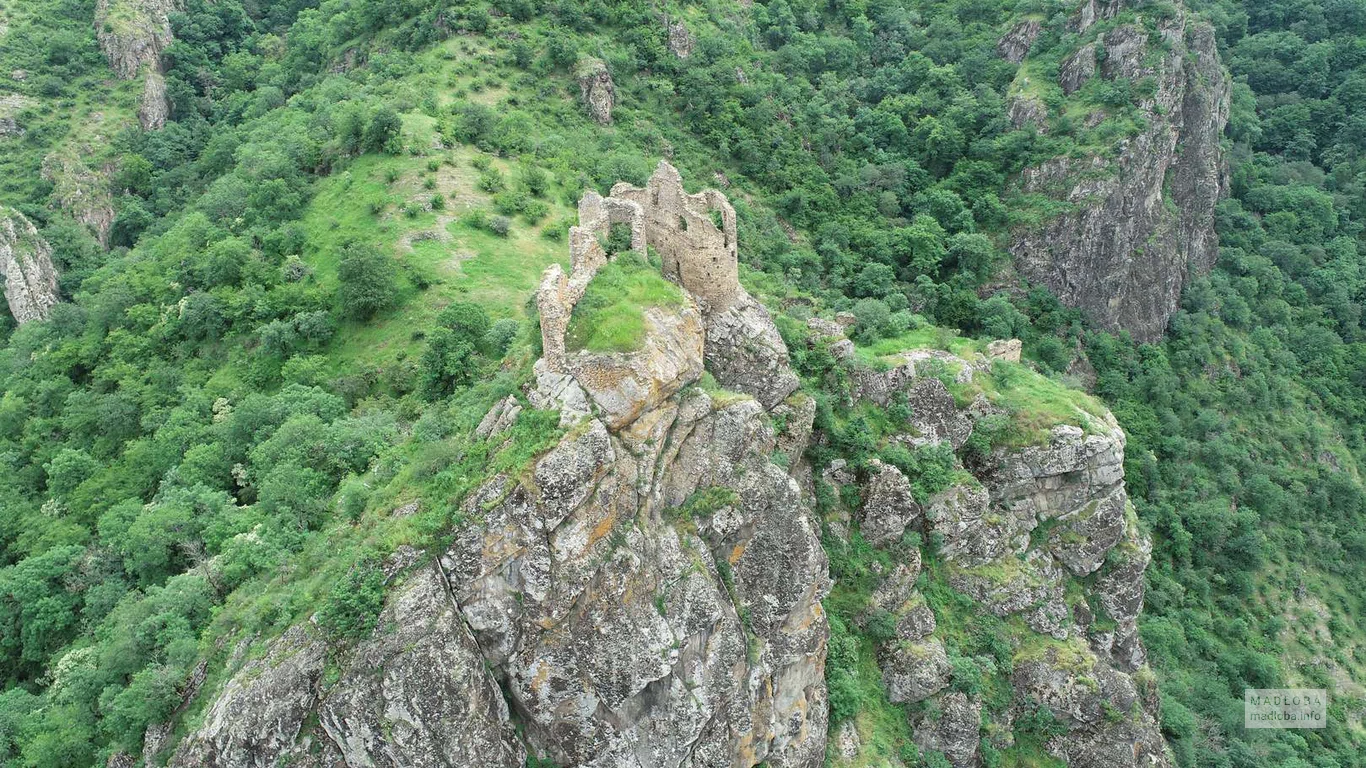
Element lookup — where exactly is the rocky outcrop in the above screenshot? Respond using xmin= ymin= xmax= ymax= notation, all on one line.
xmin=139 ymin=69 xmax=169 ymax=130
xmin=859 ymin=460 xmax=920 ymax=547
xmin=882 ymin=639 xmax=951 ymax=704
xmin=1008 ymin=93 xmax=1048 ymax=132
xmin=476 ymin=394 xmax=522 ymax=439
xmin=172 ymin=165 xmax=827 ymax=768
xmin=575 ymin=56 xmax=615 ymax=125
xmin=1059 ymin=43 xmax=1097 ymax=95
xmin=0 ymin=93 xmax=28 ymax=139
xmin=318 ymin=568 xmax=526 ymax=768
xmin=42 ymin=152 xmax=115 ymax=248
xmin=997 ymin=19 xmax=1041 ymax=64
xmin=95 ymin=0 xmax=177 ymax=129
xmin=663 ymin=14 xmax=694 ymax=58
xmin=0 ymin=208 xmax=60 ymax=324
xmin=170 ymin=570 xmax=526 ymax=768
xmin=506 ymin=167 xmax=827 ymax=762
xmin=449 ymin=390 xmax=828 ymax=767
xmin=1008 ymin=1 xmax=1230 ymax=341
xmin=852 ymin=350 xmax=975 ymax=450
xmin=913 ymin=692 xmax=982 ymax=768
xmin=704 ymin=291 xmax=800 ymax=409
xmin=95 ymin=0 xmax=176 ymax=78
xmin=818 ymin=332 xmax=1171 ymax=767
xmin=1011 ymin=639 xmax=1168 ymax=767
xmin=170 ymin=626 xmax=326 ymax=767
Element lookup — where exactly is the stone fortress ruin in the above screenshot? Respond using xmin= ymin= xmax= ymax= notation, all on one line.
xmin=536 ymin=160 xmax=739 ymax=373
xmin=533 ymin=161 xmax=799 ymax=430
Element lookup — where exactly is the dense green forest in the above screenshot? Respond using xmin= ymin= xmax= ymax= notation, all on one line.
xmin=0 ymin=0 xmax=1364 ymax=765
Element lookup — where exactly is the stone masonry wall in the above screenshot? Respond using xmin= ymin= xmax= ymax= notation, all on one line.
xmin=537 ymin=161 xmax=740 ymax=372
xmin=610 ymin=161 xmax=738 ymax=311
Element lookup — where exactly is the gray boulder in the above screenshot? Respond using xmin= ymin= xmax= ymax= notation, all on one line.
xmin=881 ymin=639 xmax=952 ymax=704
xmin=704 ymin=289 xmax=801 ymax=410
xmin=914 ymin=692 xmax=982 ymax=768
xmin=860 ymin=460 xmax=920 ymax=546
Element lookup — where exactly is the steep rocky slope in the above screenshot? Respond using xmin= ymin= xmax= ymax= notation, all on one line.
xmin=42 ymin=151 xmax=116 ymax=249
xmin=820 ymin=330 xmax=1169 ymax=767
xmin=1004 ymin=0 xmax=1230 ymax=341
xmin=95 ymin=0 xmax=177 ymax=129
xmin=160 ymin=167 xmax=1169 ymax=768
xmin=0 ymin=207 xmax=59 ymax=324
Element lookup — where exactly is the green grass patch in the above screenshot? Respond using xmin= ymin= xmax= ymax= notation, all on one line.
xmin=972 ymin=359 xmax=1110 ymax=444
xmin=856 ymin=326 xmax=981 ymax=361
xmin=852 ymin=327 xmax=1108 ymax=446
xmin=564 ymin=253 xmax=685 ymax=353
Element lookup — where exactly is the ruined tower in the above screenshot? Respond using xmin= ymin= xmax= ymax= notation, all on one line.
xmin=608 ymin=161 xmax=738 ymax=311
xmin=537 ymin=160 xmax=739 ymax=373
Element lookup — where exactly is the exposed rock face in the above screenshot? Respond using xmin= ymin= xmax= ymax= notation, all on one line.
xmin=1011 ymin=640 xmax=1168 ymax=766
xmin=663 ymin=14 xmax=694 ymax=58
xmin=318 ymin=568 xmax=526 ymax=768
xmin=95 ymin=0 xmax=176 ymax=78
xmin=449 ymin=391 xmax=828 ymax=767
xmin=822 ymin=336 xmax=1171 ymax=767
xmin=704 ymin=291 xmax=800 ymax=409
xmin=170 ymin=626 xmax=326 ymax=767
xmin=859 ymin=460 xmax=920 ymax=547
xmin=996 ymin=19 xmax=1041 ymax=64
xmin=986 ymin=338 xmax=1022 ymax=362
xmin=1008 ymin=93 xmax=1048 ymax=132
xmin=171 ymin=571 xmax=526 ymax=768
xmin=0 ymin=208 xmax=60 ymax=324
xmin=1059 ymin=43 xmax=1097 ymax=95
xmin=139 ymin=69 xmax=169 ymax=130
xmin=1008 ymin=2 xmax=1230 ymax=341
xmin=95 ymin=0 xmax=177 ymax=129
xmin=0 ymin=93 xmax=28 ymax=138
xmin=913 ymin=692 xmax=982 ymax=768
xmin=575 ymin=56 xmax=615 ymax=125
xmin=882 ymin=639 xmax=951 ymax=703
xmin=852 ymin=351 xmax=975 ymax=449
xmin=42 ymin=152 xmax=115 ymax=248
xmin=476 ymin=394 xmax=523 ymax=439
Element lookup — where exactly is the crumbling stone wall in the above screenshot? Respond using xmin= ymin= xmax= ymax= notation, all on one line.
xmin=611 ymin=161 xmax=738 ymax=311
xmin=537 ymin=161 xmax=740 ymax=372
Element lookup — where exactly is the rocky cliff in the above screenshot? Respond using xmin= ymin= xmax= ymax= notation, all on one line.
xmin=165 ymin=164 xmax=829 ymax=768
xmin=95 ymin=0 xmax=178 ymax=129
xmin=42 ymin=152 xmax=116 ymax=249
xmin=0 ymin=207 xmax=60 ymax=324
xmin=1004 ymin=0 xmax=1230 ymax=341
xmin=824 ymin=333 xmax=1171 ymax=767
xmin=162 ymin=166 xmax=1169 ymax=768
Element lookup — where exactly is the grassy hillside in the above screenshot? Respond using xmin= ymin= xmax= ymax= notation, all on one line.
xmin=0 ymin=0 xmax=1364 ymax=766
